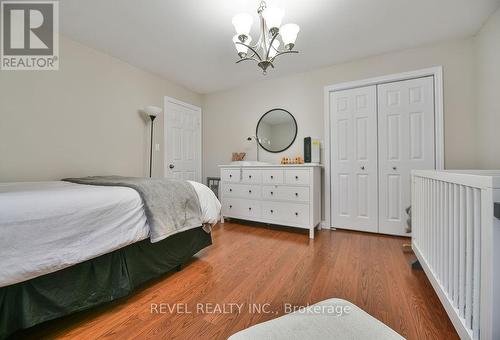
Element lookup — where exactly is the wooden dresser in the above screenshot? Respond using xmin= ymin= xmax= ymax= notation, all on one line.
xmin=219 ymin=164 xmax=321 ymax=238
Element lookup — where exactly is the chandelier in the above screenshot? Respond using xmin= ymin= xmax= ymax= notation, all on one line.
xmin=231 ymin=1 xmax=300 ymax=74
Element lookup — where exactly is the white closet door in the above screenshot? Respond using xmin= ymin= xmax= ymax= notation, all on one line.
xmin=377 ymin=76 xmax=435 ymax=236
xmin=164 ymin=98 xmax=202 ymax=182
xmin=331 ymin=86 xmax=378 ymax=232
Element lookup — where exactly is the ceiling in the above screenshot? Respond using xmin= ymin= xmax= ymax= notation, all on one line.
xmin=60 ymin=0 xmax=500 ymax=94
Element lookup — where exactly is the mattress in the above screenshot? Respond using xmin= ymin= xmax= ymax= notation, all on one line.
xmin=0 ymin=180 xmax=220 ymax=287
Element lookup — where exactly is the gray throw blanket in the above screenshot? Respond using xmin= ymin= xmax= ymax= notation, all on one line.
xmin=63 ymin=176 xmax=203 ymax=243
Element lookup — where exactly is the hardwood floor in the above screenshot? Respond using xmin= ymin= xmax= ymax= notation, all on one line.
xmin=20 ymin=222 xmax=458 ymax=340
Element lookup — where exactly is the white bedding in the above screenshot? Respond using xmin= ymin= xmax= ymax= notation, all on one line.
xmin=0 ymin=180 xmax=221 ymax=287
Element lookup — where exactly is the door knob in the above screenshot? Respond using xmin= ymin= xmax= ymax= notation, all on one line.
xmin=169 ymin=164 xmax=175 ymax=169
xmin=361 ymin=166 xmax=365 ymax=170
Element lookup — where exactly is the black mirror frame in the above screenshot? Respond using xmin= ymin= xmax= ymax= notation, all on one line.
xmin=256 ymin=108 xmax=298 ymax=153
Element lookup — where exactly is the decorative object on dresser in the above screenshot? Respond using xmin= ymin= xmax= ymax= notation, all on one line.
xmin=280 ymin=156 xmax=304 ymax=164
xmin=219 ymin=164 xmax=321 ymax=238
xmin=142 ymin=105 xmax=162 ymax=178
xmin=232 ymin=152 xmax=246 ymax=161
xmin=304 ymin=137 xmax=320 ymax=163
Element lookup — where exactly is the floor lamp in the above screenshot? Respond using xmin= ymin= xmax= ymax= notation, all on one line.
xmin=142 ymin=106 xmax=162 ymax=178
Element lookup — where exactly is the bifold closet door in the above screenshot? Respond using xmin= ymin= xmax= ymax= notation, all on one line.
xmin=377 ymin=76 xmax=435 ymax=236
xmin=331 ymin=86 xmax=378 ymax=232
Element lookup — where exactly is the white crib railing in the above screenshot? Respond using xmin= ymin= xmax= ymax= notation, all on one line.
xmin=412 ymin=170 xmax=500 ymax=340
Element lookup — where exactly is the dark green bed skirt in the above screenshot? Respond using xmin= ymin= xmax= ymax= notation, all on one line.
xmin=0 ymin=227 xmax=212 ymax=339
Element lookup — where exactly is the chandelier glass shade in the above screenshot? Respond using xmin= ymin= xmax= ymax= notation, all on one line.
xmin=231 ymin=1 xmax=300 ymax=74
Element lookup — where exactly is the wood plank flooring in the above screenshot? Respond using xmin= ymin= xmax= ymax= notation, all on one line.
xmin=19 ymin=222 xmax=458 ymax=340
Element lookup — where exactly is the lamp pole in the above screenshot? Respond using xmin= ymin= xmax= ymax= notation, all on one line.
xmin=149 ymin=115 xmax=156 ymax=178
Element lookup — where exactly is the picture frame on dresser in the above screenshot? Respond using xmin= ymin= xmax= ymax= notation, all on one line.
xmin=219 ymin=164 xmax=322 ymax=238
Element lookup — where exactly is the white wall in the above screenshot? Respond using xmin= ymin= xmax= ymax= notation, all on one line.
xmin=0 ymin=36 xmax=202 ymax=181
xmin=475 ymin=7 xmax=500 ymax=169
xmin=203 ymin=39 xmax=477 ymax=180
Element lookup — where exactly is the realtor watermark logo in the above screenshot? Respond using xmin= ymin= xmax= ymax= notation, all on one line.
xmin=1 ymin=0 xmax=59 ymax=70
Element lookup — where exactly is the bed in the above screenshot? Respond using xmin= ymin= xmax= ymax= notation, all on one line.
xmin=0 ymin=179 xmax=220 ymax=338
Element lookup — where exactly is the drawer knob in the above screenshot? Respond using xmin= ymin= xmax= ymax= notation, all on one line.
xmin=249 ymin=175 xmax=252 ymax=178
xmin=249 ymin=190 xmax=252 ymax=193
xmin=229 ymin=205 xmax=232 ymax=208
xmin=270 ymin=210 xmax=274 ymax=213
xmin=270 ymin=191 xmax=274 ymax=195
xmin=271 ymin=175 xmax=274 ymax=179
xmin=295 ymin=192 xmax=298 ymax=196
xmin=295 ymin=212 xmax=298 ymax=216
xmin=229 ymin=188 xmax=232 ymax=192
xmin=249 ymin=207 xmax=252 ymax=211
xmin=229 ymin=174 xmax=232 ymax=178
xmin=295 ymin=176 xmax=299 ymax=180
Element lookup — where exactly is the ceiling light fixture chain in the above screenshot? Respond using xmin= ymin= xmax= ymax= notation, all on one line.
xmin=231 ymin=1 xmax=300 ymax=74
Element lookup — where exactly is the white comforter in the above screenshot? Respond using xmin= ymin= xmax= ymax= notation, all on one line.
xmin=0 ymin=180 xmax=221 ymax=287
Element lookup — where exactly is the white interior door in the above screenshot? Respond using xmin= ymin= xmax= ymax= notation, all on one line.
xmin=164 ymin=97 xmax=202 ymax=182
xmin=377 ymin=76 xmax=435 ymax=235
xmin=331 ymin=85 xmax=378 ymax=233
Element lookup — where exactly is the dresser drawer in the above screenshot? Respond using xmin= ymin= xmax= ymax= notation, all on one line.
xmin=261 ymin=201 xmax=286 ymax=221
xmin=241 ymin=169 xmax=261 ymax=183
xmin=279 ymin=186 xmax=310 ymax=202
xmin=261 ymin=202 xmax=310 ymax=227
xmin=262 ymin=169 xmax=284 ymax=184
xmin=242 ymin=200 xmax=261 ymax=218
xmin=222 ymin=198 xmax=261 ymax=218
xmin=262 ymin=185 xmax=309 ymax=202
xmin=222 ymin=198 xmax=244 ymax=216
xmin=221 ymin=169 xmax=241 ymax=182
xmin=232 ymin=184 xmax=261 ymax=199
xmin=223 ymin=183 xmax=260 ymax=198
xmin=284 ymin=203 xmax=310 ymax=226
xmin=262 ymin=185 xmax=280 ymax=200
xmin=285 ymin=169 xmax=310 ymax=185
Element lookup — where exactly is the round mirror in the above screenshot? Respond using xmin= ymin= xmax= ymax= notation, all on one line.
xmin=256 ymin=108 xmax=297 ymax=153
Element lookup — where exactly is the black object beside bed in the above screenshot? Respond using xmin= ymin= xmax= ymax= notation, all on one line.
xmin=0 ymin=226 xmax=212 ymax=339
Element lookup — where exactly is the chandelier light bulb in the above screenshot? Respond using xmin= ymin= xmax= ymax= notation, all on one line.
xmin=233 ymin=35 xmax=252 ymax=58
xmin=280 ymin=23 xmax=300 ymax=50
xmin=232 ymin=13 xmax=253 ymax=37
xmin=262 ymin=7 xmax=284 ymax=32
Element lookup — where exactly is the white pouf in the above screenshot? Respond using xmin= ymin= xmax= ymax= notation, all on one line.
xmin=229 ymin=298 xmax=405 ymax=340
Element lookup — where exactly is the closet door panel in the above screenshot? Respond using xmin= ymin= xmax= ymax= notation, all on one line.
xmin=377 ymin=76 xmax=435 ymax=236
xmin=331 ymin=86 xmax=378 ymax=232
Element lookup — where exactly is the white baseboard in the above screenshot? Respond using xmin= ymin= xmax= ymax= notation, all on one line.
xmin=320 ymin=221 xmax=335 ymax=230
